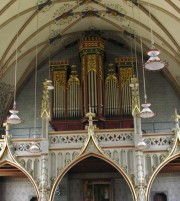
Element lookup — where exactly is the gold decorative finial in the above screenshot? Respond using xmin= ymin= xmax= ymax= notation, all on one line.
xmin=130 ymin=76 xmax=140 ymax=115
xmin=85 ymin=107 xmax=95 ymax=127
xmin=172 ymin=108 xmax=180 ymax=129
xmin=173 ymin=108 xmax=180 ymax=119
xmin=41 ymin=79 xmax=50 ymax=118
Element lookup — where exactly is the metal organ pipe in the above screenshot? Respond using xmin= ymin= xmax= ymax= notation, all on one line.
xmin=56 ymin=81 xmax=58 ymax=117
xmin=72 ymin=84 xmax=74 ymax=116
xmin=105 ymin=72 xmax=119 ymax=116
xmin=67 ymin=65 xmax=80 ymax=118
xmin=79 ymin=37 xmax=105 ymax=117
xmin=60 ymin=85 xmax=62 ymax=117
xmin=128 ymin=80 xmax=132 ymax=114
xmin=75 ymin=83 xmax=77 ymax=116
xmin=124 ymin=83 xmax=128 ymax=114
xmin=73 ymin=83 xmax=75 ymax=116
xmin=93 ymin=72 xmax=98 ymax=113
xmin=88 ymin=72 xmax=91 ymax=110
xmin=112 ymin=81 xmax=115 ymax=115
xmin=67 ymin=86 xmax=70 ymax=116
xmin=116 ymin=87 xmax=119 ymax=115
xmin=53 ymin=81 xmax=56 ymax=117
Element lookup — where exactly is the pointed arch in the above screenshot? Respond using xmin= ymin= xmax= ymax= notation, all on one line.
xmin=0 ymin=159 xmax=39 ymax=199
xmin=146 ymin=153 xmax=180 ymax=201
xmin=49 ymin=152 xmax=137 ymax=201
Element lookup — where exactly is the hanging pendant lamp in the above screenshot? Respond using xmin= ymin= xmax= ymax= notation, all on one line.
xmin=137 ymin=33 xmax=156 ymax=119
xmin=29 ymin=11 xmax=40 ymax=153
xmin=46 ymin=25 xmax=54 ymax=91
xmin=145 ymin=1 xmax=168 ymax=71
xmin=7 ymin=101 xmax=22 ymax=125
xmin=138 ymin=64 xmax=156 ymax=119
xmin=138 ymin=102 xmax=156 ymax=118
xmin=7 ymin=1 xmax=22 ymax=125
xmin=144 ymin=44 xmax=168 ymax=71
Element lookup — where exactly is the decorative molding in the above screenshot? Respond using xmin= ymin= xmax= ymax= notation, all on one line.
xmin=143 ymin=136 xmax=173 ymax=150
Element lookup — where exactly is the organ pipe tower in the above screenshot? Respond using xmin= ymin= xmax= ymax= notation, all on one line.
xmin=49 ymin=37 xmax=135 ymax=131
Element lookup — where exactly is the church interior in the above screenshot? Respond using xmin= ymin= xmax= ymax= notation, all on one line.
xmin=0 ymin=0 xmax=180 ymax=201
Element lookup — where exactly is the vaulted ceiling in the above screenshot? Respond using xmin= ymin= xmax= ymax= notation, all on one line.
xmin=0 ymin=0 xmax=180 ymax=99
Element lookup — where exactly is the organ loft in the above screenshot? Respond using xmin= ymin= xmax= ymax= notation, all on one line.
xmin=49 ymin=36 xmax=135 ymax=131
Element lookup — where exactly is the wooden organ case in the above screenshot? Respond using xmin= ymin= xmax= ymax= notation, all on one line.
xmin=49 ymin=37 xmax=135 ymax=131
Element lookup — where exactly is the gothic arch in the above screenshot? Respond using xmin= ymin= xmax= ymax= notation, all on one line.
xmin=0 ymin=159 xmax=39 ymax=199
xmin=50 ymin=152 xmax=137 ymax=201
xmin=146 ymin=153 xmax=180 ymax=201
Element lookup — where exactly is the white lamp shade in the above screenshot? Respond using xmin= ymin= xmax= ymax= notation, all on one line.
xmin=145 ymin=59 xmax=166 ymax=71
xmin=145 ymin=48 xmax=167 ymax=70
xmin=7 ymin=109 xmax=22 ymax=124
xmin=147 ymin=48 xmax=160 ymax=57
xmin=138 ymin=103 xmax=156 ymax=118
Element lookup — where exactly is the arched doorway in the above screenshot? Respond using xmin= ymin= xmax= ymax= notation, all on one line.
xmin=52 ymin=156 xmax=134 ymax=201
xmin=153 ymin=193 xmax=167 ymax=201
xmin=0 ymin=162 xmax=38 ymax=201
xmin=149 ymin=156 xmax=180 ymax=201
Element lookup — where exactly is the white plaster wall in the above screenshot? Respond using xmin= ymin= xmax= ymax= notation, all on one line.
xmin=150 ymin=173 xmax=180 ymax=201
xmin=54 ymin=175 xmax=68 ymax=201
xmin=0 ymin=178 xmax=36 ymax=201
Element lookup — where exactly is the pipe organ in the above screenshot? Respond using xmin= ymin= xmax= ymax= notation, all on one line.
xmin=115 ymin=58 xmax=135 ymax=116
xmin=67 ymin=65 xmax=81 ymax=117
xmin=50 ymin=61 xmax=69 ymax=119
xmin=79 ymin=37 xmax=105 ymax=117
xmin=49 ymin=37 xmax=135 ymax=131
xmin=105 ymin=64 xmax=119 ymax=116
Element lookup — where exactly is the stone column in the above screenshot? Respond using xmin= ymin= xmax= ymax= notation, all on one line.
xmin=41 ymin=79 xmax=52 ymax=139
xmin=136 ymin=142 xmax=147 ymax=201
xmin=40 ymin=79 xmax=52 ymax=200
xmin=40 ymin=154 xmax=49 ymax=201
xmin=130 ymin=77 xmax=142 ymax=146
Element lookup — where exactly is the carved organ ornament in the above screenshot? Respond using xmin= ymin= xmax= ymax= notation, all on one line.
xmin=49 ymin=37 xmax=136 ymax=131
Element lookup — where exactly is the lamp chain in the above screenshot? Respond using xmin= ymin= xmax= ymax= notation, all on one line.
xmin=48 ymin=24 xmax=51 ymax=79
xmin=14 ymin=0 xmax=20 ymax=109
xmin=131 ymin=5 xmax=138 ymax=78
xmin=148 ymin=0 xmax=154 ymax=46
xmin=138 ymin=4 xmax=147 ymax=103
xmin=34 ymin=11 xmax=39 ymax=138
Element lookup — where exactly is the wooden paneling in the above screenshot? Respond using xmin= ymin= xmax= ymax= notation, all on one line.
xmin=68 ymin=156 xmax=118 ymax=174
xmin=160 ymin=157 xmax=180 ymax=173
xmin=0 ymin=164 xmax=26 ymax=178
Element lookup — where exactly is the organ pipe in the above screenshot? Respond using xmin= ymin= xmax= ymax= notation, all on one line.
xmin=115 ymin=57 xmax=135 ymax=116
xmin=67 ymin=65 xmax=80 ymax=117
xmin=105 ymin=64 xmax=119 ymax=116
xmin=50 ymin=61 xmax=69 ymax=119
xmin=79 ymin=37 xmax=105 ymax=117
